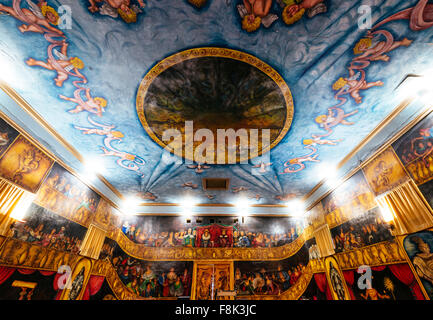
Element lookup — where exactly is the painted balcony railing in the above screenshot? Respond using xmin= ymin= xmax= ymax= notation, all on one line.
xmin=0 ymin=235 xmax=81 ymax=271
xmin=111 ymin=229 xmax=307 ymax=261
xmin=334 ymin=238 xmax=407 ymax=270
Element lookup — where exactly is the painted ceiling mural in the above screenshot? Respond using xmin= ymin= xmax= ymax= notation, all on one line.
xmin=0 ymin=0 xmax=432 ymax=205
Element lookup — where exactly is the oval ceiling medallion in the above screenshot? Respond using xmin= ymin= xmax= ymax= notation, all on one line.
xmin=136 ymin=47 xmax=294 ymax=164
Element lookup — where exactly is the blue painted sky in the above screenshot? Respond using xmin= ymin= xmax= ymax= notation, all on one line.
xmin=0 ymin=0 xmax=432 ymax=205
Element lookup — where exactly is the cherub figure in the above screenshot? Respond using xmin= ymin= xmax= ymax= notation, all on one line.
xmin=187 ymin=163 xmax=210 ymax=174
xmin=238 ymin=0 xmax=278 ymax=31
xmin=26 ymin=40 xmax=85 ymax=87
xmin=0 ymin=0 xmax=63 ymax=35
xmin=281 ymin=0 xmax=326 ymax=25
xmin=353 ymin=33 xmax=412 ymax=63
xmin=13 ymin=149 xmax=41 ymax=180
xmin=182 ymin=182 xmax=198 ymax=189
xmin=303 ymin=135 xmax=343 ymax=146
xmin=232 ymin=186 xmax=248 ymax=193
xmin=60 ymin=88 xmax=107 ymax=117
xmin=74 ymin=117 xmax=124 ymax=140
xmin=281 ymin=145 xmax=319 ymax=174
xmin=333 ymin=69 xmax=383 ymax=104
xmin=252 ymin=161 xmax=272 ymax=173
xmin=315 ymin=107 xmax=358 ymax=134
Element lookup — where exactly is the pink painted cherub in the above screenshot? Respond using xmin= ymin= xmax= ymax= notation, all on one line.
xmin=26 ymin=40 xmax=86 ymax=87
xmin=0 ymin=0 xmax=63 ymax=35
xmin=59 ymin=88 xmax=107 ymax=117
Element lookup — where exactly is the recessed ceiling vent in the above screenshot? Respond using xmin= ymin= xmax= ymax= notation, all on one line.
xmin=202 ymin=178 xmax=230 ymax=191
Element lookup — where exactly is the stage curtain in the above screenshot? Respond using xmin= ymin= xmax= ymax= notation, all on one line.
xmin=388 ymin=264 xmax=425 ymax=300
xmin=376 ymin=180 xmax=433 ymax=235
xmin=0 ymin=266 xmax=15 ymax=285
xmin=82 ymin=275 xmax=105 ymax=300
xmin=40 ymin=271 xmax=56 ymax=276
xmin=0 ymin=179 xmax=27 ymax=235
xmin=314 ymin=224 xmax=335 ymax=257
xmin=17 ymin=268 xmax=36 ymax=275
xmin=313 ymin=273 xmax=333 ymax=300
xmin=342 ymin=270 xmax=356 ymax=300
xmin=371 ymin=266 xmax=387 ymax=272
xmin=80 ymin=224 xmax=107 ymax=259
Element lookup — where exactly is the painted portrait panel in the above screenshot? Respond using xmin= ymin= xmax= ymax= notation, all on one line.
xmin=393 ymin=112 xmax=433 ymax=185
xmin=321 ymin=171 xmax=377 ymax=227
xmin=330 ymin=207 xmax=393 ymax=254
xmin=403 ymin=230 xmax=433 ymax=299
xmin=0 ymin=117 xmax=19 ymax=158
xmin=0 ymin=135 xmax=54 ymax=193
xmin=362 ymin=147 xmax=409 ymax=196
xmin=35 ymin=163 xmax=101 ymax=227
xmin=10 ymin=202 xmax=88 ymax=254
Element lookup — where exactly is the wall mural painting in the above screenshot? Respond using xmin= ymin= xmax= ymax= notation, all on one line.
xmin=9 ymin=203 xmax=87 ymax=254
xmin=330 ymin=207 xmax=393 ymax=254
xmin=99 ymin=237 xmax=117 ymax=261
xmin=121 ymin=215 xmax=304 ymax=248
xmin=137 ymin=49 xmax=293 ymax=165
xmin=0 ymin=267 xmax=61 ymax=300
xmin=0 ymin=118 xmax=19 ymax=158
xmin=321 ymin=171 xmax=377 ymax=227
xmin=234 ymin=244 xmax=309 ymax=296
xmin=362 ymin=147 xmax=409 ymax=197
xmin=345 ymin=264 xmax=425 ymax=300
xmin=0 ymin=135 xmax=54 ymax=193
xmin=35 ymin=163 xmax=101 ymax=227
xmin=110 ymin=245 xmax=193 ymax=298
xmin=392 ymin=112 xmax=433 ymax=208
xmin=393 ymin=112 xmax=433 ymax=185
xmin=403 ymin=230 xmax=433 ymax=299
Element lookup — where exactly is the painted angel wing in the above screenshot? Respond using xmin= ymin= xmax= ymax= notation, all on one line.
xmin=53 ymin=49 xmax=68 ymax=60
xmin=26 ymin=0 xmax=45 ymax=19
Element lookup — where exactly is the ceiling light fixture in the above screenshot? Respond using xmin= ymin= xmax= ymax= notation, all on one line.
xmin=121 ymin=196 xmax=140 ymax=215
xmin=180 ymin=197 xmax=197 ymax=216
xmin=235 ymin=197 xmax=250 ymax=217
xmin=287 ymin=199 xmax=305 ymax=217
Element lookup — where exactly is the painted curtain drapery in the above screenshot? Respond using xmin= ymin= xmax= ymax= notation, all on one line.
xmin=376 ymin=180 xmax=433 ymax=235
xmin=313 ymin=273 xmax=333 ymax=300
xmin=0 ymin=178 xmax=30 ymax=235
xmin=81 ymin=275 xmax=105 ymax=300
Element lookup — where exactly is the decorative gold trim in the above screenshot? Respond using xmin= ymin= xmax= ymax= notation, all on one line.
xmin=136 ymin=47 xmax=294 ymax=164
